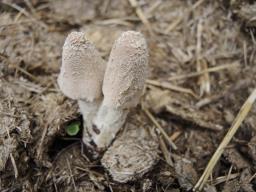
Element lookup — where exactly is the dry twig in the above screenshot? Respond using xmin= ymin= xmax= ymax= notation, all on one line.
xmin=196 ymin=20 xmax=210 ymax=96
xmin=211 ymin=173 xmax=239 ymax=185
xmin=66 ymin=159 xmax=77 ymax=192
xmin=159 ymin=135 xmax=174 ymax=167
xmin=143 ymin=107 xmax=177 ymax=150
xmin=168 ymin=63 xmax=239 ymax=81
xmin=193 ymin=89 xmax=256 ymax=191
xmin=146 ymin=79 xmax=198 ymax=98
xmin=128 ymin=0 xmax=153 ymax=35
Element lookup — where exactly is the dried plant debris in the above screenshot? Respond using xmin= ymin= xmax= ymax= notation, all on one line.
xmin=223 ymin=148 xmax=250 ymax=169
xmin=50 ymin=0 xmax=98 ymax=23
xmin=30 ymin=93 xmax=78 ymax=162
xmin=223 ymin=168 xmax=254 ymax=192
xmin=145 ymin=87 xmax=223 ymax=131
xmin=155 ymin=163 xmax=175 ymax=187
xmin=239 ymin=168 xmax=254 ymax=192
xmin=222 ymin=179 xmax=241 ymax=192
xmin=0 ymin=80 xmax=30 ymax=138
xmin=46 ymin=143 xmax=104 ymax=192
xmin=226 ymin=0 xmax=256 ymax=35
xmin=0 ymin=13 xmax=65 ymax=74
xmin=0 ymin=79 xmax=31 ymax=175
xmin=204 ymin=185 xmax=218 ymax=192
xmin=233 ymin=2 xmax=256 ymax=23
xmin=248 ymin=135 xmax=256 ymax=162
xmin=101 ymin=123 xmax=159 ymax=183
xmin=0 ymin=138 xmax=17 ymax=171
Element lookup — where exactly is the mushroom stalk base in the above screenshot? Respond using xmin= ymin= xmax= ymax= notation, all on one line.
xmin=92 ymin=105 xmax=128 ymax=150
xmin=78 ymin=100 xmax=101 ymax=145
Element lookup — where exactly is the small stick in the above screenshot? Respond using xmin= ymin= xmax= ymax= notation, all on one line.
xmin=146 ymin=0 xmax=162 ymax=15
xmin=0 ymin=112 xmax=21 ymax=118
xmin=170 ymin=131 xmax=182 ymax=141
xmin=211 ymin=173 xmax=239 ymax=185
xmin=36 ymin=125 xmax=48 ymax=160
xmin=249 ymin=172 xmax=256 ymax=183
xmin=143 ymin=107 xmax=177 ymax=150
xmin=146 ymin=79 xmax=198 ymax=98
xmin=75 ymin=166 xmax=104 ymax=177
xmin=226 ymin=165 xmax=233 ymax=183
xmin=11 ymin=65 xmax=38 ymax=82
xmin=164 ymin=17 xmax=182 ymax=34
xmin=53 ymin=175 xmax=59 ymax=192
xmin=193 ymin=89 xmax=256 ymax=191
xmin=24 ymin=0 xmax=37 ymax=17
xmin=66 ymin=159 xmax=77 ymax=192
xmin=165 ymin=105 xmax=223 ymax=131
xmin=243 ymin=41 xmax=248 ymax=66
xmin=192 ymin=0 xmax=205 ymax=9
xmin=4 ymin=124 xmax=18 ymax=178
xmin=196 ymin=20 xmax=210 ymax=96
xmin=95 ymin=19 xmax=133 ymax=26
xmin=1 ymin=1 xmax=47 ymax=28
xmin=196 ymin=19 xmax=203 ymax=62
xmin=164 ymin=0 xmax=205 ymax=34
xmin=196 ymin=78 xmax=249 ymax=108
xmin=128 ymin=0 xmax=153 ymax=35
xmin=199 ymin=60 xmax=211 ymax=96
xmin=168 ymin=63 xmax=239 ymax=81
xmin=159 ymin=135 xmax=174 ymax=167
xmin=10 ymin=154 xmax=18 ymax=178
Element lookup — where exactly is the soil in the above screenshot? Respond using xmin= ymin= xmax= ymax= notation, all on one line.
xmin=1 ymin=0 xmax=256 ymax=191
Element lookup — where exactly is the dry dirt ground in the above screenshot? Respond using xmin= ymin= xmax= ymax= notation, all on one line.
xmin=1 ymin=0 xmax=256 ymax=191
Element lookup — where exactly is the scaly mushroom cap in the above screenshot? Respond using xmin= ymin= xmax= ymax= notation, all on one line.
xmin=102 ymin=31 xmax=148 ymax=109
xmin=58 ymin=32 xmax=105 ymax=102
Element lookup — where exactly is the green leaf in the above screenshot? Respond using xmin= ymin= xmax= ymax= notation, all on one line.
xmin=66 ymin=122 xmax=80 ymax=136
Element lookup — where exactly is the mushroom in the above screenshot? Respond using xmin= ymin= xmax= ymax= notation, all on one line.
xmin=57 ymin=32 xmax=105 ymax=145
xmin=92 ymin=31 xmax=148 ymax=150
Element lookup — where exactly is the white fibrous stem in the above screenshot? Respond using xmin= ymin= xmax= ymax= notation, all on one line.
xmin=78 ymin=99 xmax=101 ymax=145
xmin=92 ymin=104 xmax=128 ymax=150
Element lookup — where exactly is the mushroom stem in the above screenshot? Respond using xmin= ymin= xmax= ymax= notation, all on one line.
xmin=92 ymin=104 xmax=129 ymax=149
xmin=78 ymin=99 xmax=102 ymax=144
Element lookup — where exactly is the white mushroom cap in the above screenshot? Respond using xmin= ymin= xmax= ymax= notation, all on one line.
xmin=58 ymin=32 xmax=105 ymax=102
xmin=102 ymin=31 xmax=148 ymax=109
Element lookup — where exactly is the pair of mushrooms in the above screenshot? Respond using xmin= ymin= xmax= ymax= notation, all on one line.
xmin=58 ymin=31 xmax=158 ymax=182
xmin=58 ymin=31 xmax=148 ymax=150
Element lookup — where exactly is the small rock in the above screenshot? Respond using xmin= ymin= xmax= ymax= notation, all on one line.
xmin=174 ymin=158 xmax=198 ymax=191
xmin=224 ymin=148 xmax=250 ymax=169
xmin=101 ymin=123 xmax=159 ymax=183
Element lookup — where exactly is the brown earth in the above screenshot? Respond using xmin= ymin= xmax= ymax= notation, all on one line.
xmin=1 ymin=0 xmax=256 ymax=191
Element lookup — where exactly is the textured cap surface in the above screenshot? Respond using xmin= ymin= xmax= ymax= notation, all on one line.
xmin=58 ymin=32 xmax=105 ymax=101
xmin=102 ymin=31 xmax=148 ymax=109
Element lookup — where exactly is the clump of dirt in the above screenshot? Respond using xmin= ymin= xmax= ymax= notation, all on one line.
xmin=1 ymin=0 xmax=256 ymax=191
